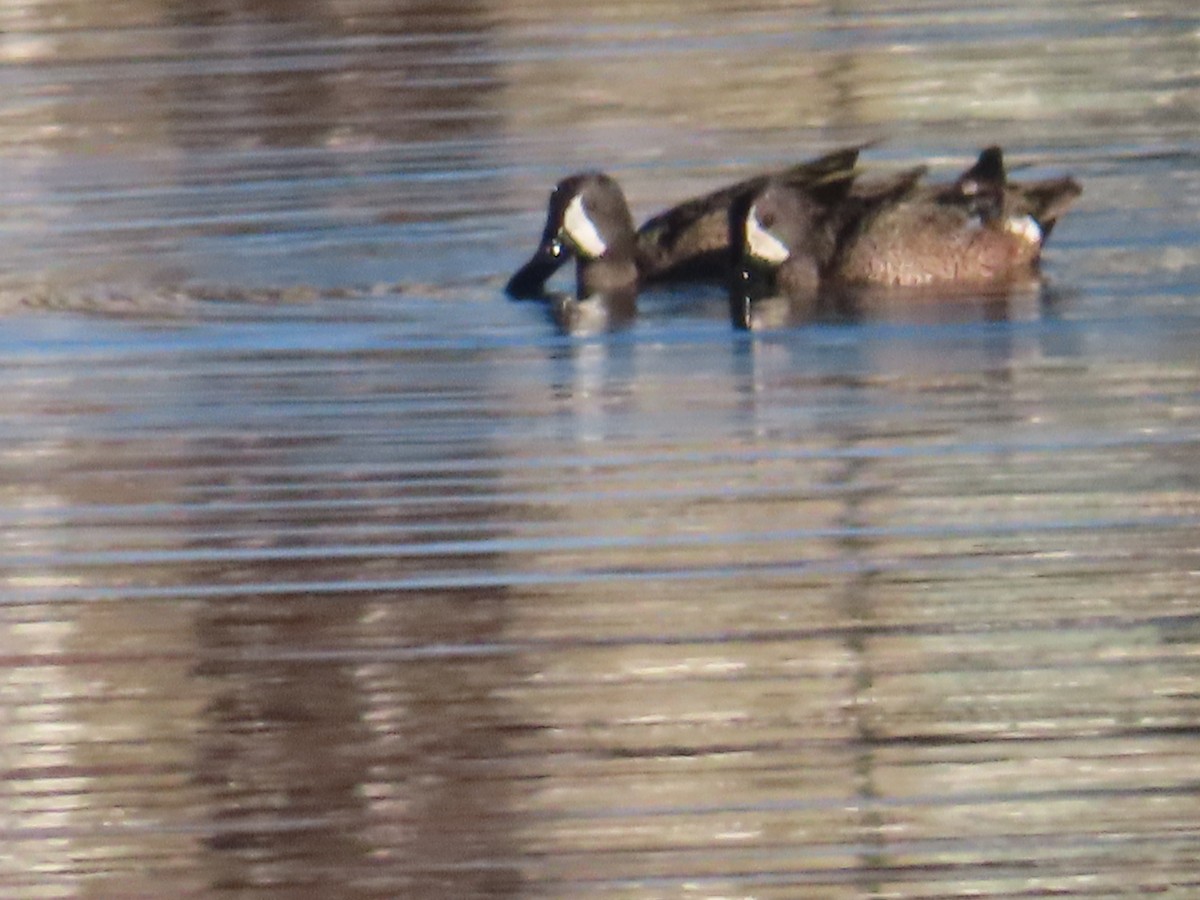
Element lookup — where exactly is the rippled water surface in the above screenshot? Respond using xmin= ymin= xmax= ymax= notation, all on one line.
xmin=2 ymin=1 xmax=1199 ymax=897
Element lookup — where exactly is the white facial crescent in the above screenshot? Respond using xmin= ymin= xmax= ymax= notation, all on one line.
xmin=1005 ymin=214 xmax=1043 ymax=246
xmin=746 ymin=204 xmax=790 ymax=264
xmin=563 ymin=194 xmax=608 ymax=258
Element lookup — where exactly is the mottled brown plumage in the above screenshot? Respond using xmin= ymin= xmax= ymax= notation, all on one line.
xmin=832 ymin=148 xmax=1082 ymax=288
xmin=730 ymin=147 xmax=1083 ymax=329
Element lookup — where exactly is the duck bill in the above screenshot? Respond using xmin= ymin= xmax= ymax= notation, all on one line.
xmin=505 ymin=233 xmax=569 ymax=299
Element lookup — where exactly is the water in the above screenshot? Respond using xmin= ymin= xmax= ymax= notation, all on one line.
xmin=1 ymin=1 xmax=1199 ymax=897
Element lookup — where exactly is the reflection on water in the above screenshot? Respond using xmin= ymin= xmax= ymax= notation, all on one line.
xmin=0 ymin=0 xmax=1199 ymax=897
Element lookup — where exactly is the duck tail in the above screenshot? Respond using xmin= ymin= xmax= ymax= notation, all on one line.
xmin=1022 ymin=177 xmax=1083 ymax=237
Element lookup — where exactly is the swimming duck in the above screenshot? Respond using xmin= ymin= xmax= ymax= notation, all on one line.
xmin=505 ymin=146 xmax=862 ymax=300
xmin=517 ymin=171 xmax=641 ymax=301
xmin=501 ymin=171 xmax=640 ymax=333
xmin=834 ymin=146 xmax=1082 ymax=288
xmin=730 ymin=146 xmax=1082 ymax=329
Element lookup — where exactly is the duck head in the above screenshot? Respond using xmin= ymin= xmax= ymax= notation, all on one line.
xmin=952 ymin=145 xmax=1083 ymax=249
xmin=729 ymin=179 xmax=838 ymax=330
xmin=506 ymin=172 xmax=640 ymax=300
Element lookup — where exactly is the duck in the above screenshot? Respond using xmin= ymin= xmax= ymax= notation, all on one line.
xmin=504 ymin=146 xmax=862 ymax=301
xmin=834 ymin=146 xmax=1083 ymax=289
xmin=730 ymin=146 xmax=1083 ymax=329
xmin=503 ymin=171 xmax=642 ymax=334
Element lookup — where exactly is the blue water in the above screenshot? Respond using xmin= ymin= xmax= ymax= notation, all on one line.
xmin=1 ymin=0 xmax=1198 ymax=897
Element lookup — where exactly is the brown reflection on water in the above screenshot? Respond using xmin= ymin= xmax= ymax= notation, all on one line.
xmin=161 ymin=0 xmax=501 ymax=150
xmin=186 ymin=462 xmax=524 ymax=896
xmin=1 ymin=437 xmax=204 ymax=893
xmin=0 ymin=353 xmax=533 ymax=896
xmin=3 ymin=322 xmax=1199 ymax=895
xmin=2 ymin=0 xmax=501 ymax=151
xmin=0 ymin=0 xmax=509 ymax=290
xmin=484 ymin=332 xmax=1200 ymax=894
xmin=167 ymin=347 xmax=532 ymax=895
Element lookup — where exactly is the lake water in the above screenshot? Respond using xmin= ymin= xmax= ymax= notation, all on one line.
xmin=1 ymin=1 xmax=1198 ymax=897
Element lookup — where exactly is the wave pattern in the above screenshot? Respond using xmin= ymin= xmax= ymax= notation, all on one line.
xmin=1 ymin=0 xmax=1199 ymax=896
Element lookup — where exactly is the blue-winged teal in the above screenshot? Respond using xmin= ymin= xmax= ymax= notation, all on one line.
xmin=505 ymin=146 xmax=862 ymax=300
xmin=730 ymin=146 xmax=1082 ymax=329
xmin=500 ymin=172 xmax=640 ymax=334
